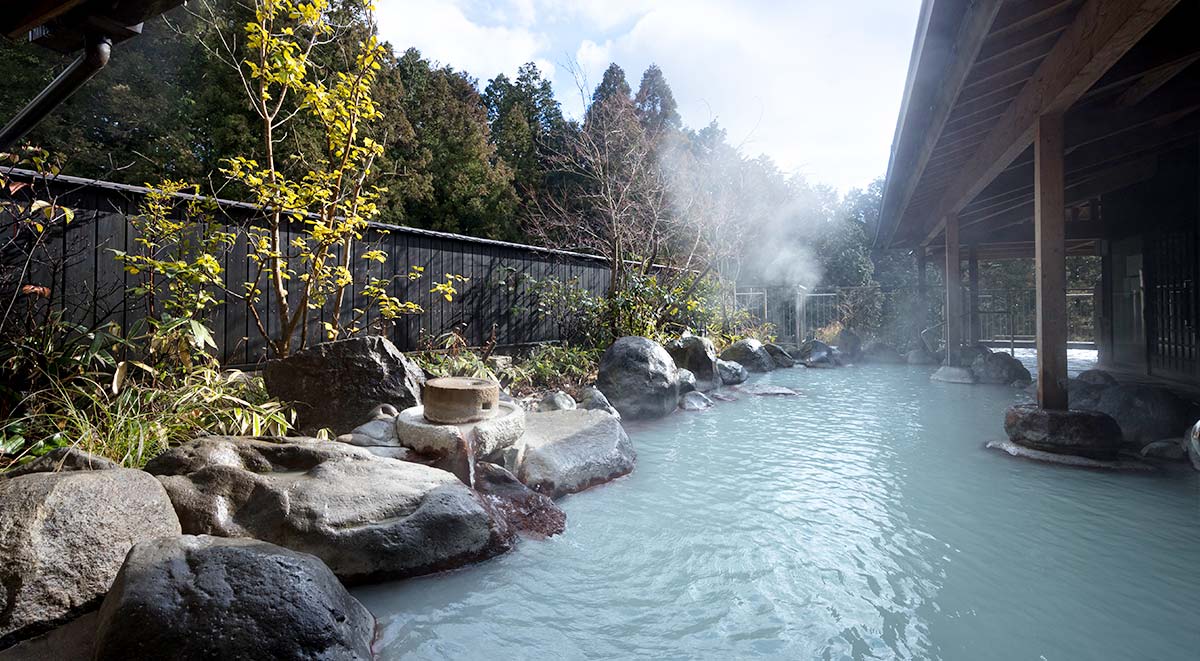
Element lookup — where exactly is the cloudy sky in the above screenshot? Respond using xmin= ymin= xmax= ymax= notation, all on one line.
xmin=375 ymin=0 xmax=922 ymax=194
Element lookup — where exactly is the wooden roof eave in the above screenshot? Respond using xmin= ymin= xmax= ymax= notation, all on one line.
xmin=875 ymin=0 xmax=1004 ymax=251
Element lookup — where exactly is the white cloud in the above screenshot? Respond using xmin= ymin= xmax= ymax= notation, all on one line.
xmin=375 ymin=1 xmax=548 ymax=80
xmin=373 ymin=0 xmax=920 ymax=192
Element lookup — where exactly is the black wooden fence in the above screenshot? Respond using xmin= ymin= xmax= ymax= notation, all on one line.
xmin=3 ymin=170 xmax=611 ymax=367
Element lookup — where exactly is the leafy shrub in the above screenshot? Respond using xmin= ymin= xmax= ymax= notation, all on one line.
xmin=2 ymin=365 xmax=292 ymax=469
xmin=510 ymin=344 xmax=599 ymax=395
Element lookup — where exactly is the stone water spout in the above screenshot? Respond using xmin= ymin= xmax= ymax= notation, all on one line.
xmin=395 ymin=377 xmax=525 ymax=488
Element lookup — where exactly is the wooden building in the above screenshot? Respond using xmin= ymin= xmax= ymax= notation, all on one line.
xmin=876 ymin=0 xmax=1199 ymax=407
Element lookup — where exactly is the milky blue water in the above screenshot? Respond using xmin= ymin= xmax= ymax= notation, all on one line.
xmin=355 ymin=363 xmax=1200 ymax=660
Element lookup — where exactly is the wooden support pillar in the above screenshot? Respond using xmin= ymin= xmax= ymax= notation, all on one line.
xmin=1035 ymin=113 xmax=1068 ymax=410
xmin=968 ymin=244 xmax=980 ymax=345
xmin=944 ymin=214 xmax=963 ymax=366
xmin=917 ymin=249 xmax=929 ymax=342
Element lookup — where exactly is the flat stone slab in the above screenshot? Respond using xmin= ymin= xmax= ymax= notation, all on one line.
xmin=518 ymin=410 xmax=636 ymax=499
xmin=931 ymin=366 xmax=976 ymax=384
xmin=985 ymin=440 xmax=1155 ymax=471
xmin=737 ymin=384 xmax=800 ymax=397
xmin=679 ymin=391 xmax=715 ymax=411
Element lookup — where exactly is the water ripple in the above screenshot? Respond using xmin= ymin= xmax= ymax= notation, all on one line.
xmin=356 ymin=365 xmax=1200 ymax=660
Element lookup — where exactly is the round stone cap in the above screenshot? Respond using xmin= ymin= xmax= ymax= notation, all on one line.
xmin=423 ymin=377 xmax=501 ymax=424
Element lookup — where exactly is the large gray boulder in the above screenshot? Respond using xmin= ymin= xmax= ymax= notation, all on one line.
xmin=1004 ymin=404 xmax=1123 ymax=460
xmin=666 ymin=335 xmax=721 ymax=391
xmin=764 ymin=343 xmax=796 ymax=368
xmin=676 ymin=368 xmax=697 ymax=394
xmin=145 ymin=436 xmax=514 ymax=583
xmin=1077 ymin=369 xmax=1118 ymax=386
xmin=1090 ymin=385 xmax=1196 ymax=447
xmin=1067 ymin=378 xmax=1106 ymax=410
xmin=0 ymin=469 xmax=180 ymax=649
xmin=92 ymin=535 xmax=374 ymax=661
xmin=835 ymin=328 xmax=862 ymax=360
xmin=719 ymin=339 xmax=775 ymax=373
xmin=716 ymin=359 xmax=748 ymax=385
xmin=959 ymin=343 xmax=992 ymax=366
xmin=861 ymin=341 xmax=905 ymax=364
xmin=796 ymin=339 xmax=842 ymax=368
xmin=971 ymin=351 xmax=1032 ymax=386
xmin=906 ymin=347 xmax=940 ymax=365
xmin=595 ymin=336 xmax=681 ymax=420
xmin=518 ymin=410 xmax=636 ymax=498
xmin=264 ymin=335 xmax=424 ymax=435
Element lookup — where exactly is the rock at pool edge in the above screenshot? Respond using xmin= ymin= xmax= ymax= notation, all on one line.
xmin=1003 ymin=404 xmax=1123 ymax=460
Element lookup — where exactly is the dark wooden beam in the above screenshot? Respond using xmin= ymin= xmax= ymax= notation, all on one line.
xmin=962 ymin=155 xmax=1161 ymax=230
xmin=1035 ymin=113 xmax=1068 ymax=410
xmin=921 ymin=0 xmax=1182 ymax=248
xmin=1117 ymin=54 xmax=1200 ymax=106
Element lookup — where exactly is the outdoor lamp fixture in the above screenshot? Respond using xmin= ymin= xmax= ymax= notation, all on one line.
xmin=0 ymin=0 xmax=185 ymax=151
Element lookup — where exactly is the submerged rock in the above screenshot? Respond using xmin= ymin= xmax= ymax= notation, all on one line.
xmin=596 ymin=336 xmax=682 ymax=420
xmin=146 ymin=436 xmax=514 ymax=583
xmin=537 ymin=391 xmax=577 ymax=412
xmin=985 ymin=439 xmax=1154 ymax=471
xmin=764 ymin=343 xmax=796 ymax=368
xmin=475 ymin=462 xmax=566 ymax=537
xmin=716 ymin=359 xmax=748 ymax=385
xmin=0 ymin=469 xmax=180 ymax=649
xmin=738 ymin=384 xmax=800 ymax=397
xmin=264 ymin=335 xmax=424 ymax=435
xmin=971 ymin=351 xmax=1032 ymax=386
xmin=518 ymin=410 xmax=636 ymax=498
xmin=680 ymin=391 xmax=715 ymax=411
xmin=92 ymin=535 xmax=374 ymax=661
xmin=1003 ymin=404 xmax=1123 ymax=460
xmin=666 ymin=335 xmax=721 ymax=391
xmin=720 ymin=339 xmax=776 ymax=373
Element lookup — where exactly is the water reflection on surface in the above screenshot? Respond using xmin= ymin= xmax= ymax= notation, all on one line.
xmin=356 ymin=363 xmax=1200 ymax=660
